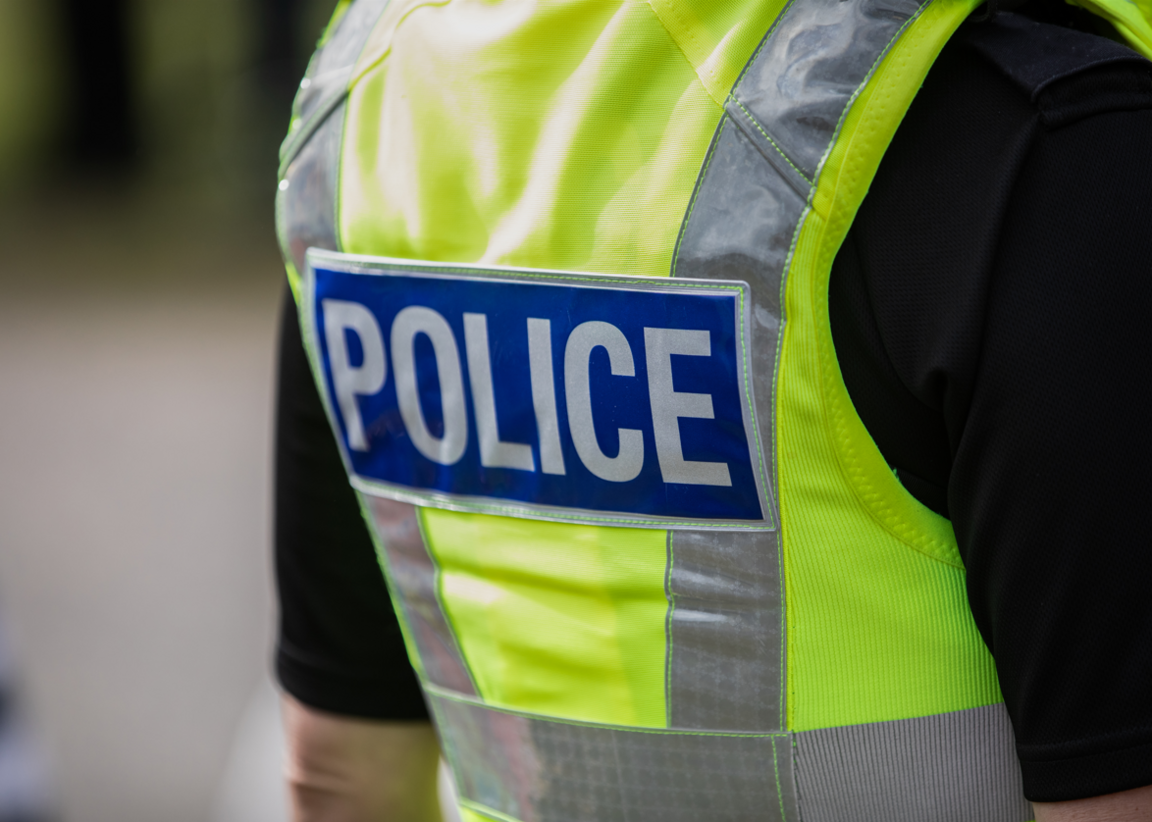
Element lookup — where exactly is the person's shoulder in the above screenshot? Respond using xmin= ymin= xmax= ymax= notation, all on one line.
xmin=955 ymin=12 xmax=1152 ymax=126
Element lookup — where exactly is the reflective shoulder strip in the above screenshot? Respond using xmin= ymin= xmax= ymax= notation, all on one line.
xmin=279 ymin=0 xmax=391 ymax=172
xmin=277 ymin=100 xmax=345 ymax=283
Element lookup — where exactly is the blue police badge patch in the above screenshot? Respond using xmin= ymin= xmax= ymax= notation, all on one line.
xmin=302 ymin=249 xmax=774 ymax=530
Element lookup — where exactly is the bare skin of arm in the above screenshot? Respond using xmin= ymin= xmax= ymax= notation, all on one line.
xmin=1035 ymin=784 xmax=1152 ymax=822
xmin=283 ymin=695 xmax=443 ymax=822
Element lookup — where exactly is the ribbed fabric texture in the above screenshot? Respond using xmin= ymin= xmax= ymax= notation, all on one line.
xmin=794 ymin=705 xmax=1032 ymax=822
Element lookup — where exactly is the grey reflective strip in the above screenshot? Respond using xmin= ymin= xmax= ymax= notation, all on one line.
xmin=666 ymin=117 xmax=793 ymax=733
xmin=366 ymin=498 xmax=477 ymax=695
xmin=277 ymin=98 xmax=346 ymax=275
xmin=280 ymin=0 xmax=391 ymax=171
xmin=667 ymin=0 xmax=932 ymax=743
xmin=795 ymin=704 xmax=1033 ymax=822
xmin=666 ymin=529 xmax=785 ymax=732
xmin=733 ymin=0 xmax=926 ymax=181
xmin=673 ymin=117 xmax=795 ymax=500
xmin=429 ymin=690 xmax=797 ymax=822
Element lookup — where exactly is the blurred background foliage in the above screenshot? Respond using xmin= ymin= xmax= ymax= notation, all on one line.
xmin=0 ymin=0 xmax=336 ymax=202
xmin=0 ymin=2 xmax=339 ymax=821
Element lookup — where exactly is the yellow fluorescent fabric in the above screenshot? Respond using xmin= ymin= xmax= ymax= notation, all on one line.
xmin=338 ymin=0 xmax=781 ymax=727
xmin=421 ymin=509 xmax=668 ymax=727
xmin=340 ymin=0 xmax=727 ymax=276
xmin=778 ymin=0 xmax=1003 ymax=731
xmin=1071 ymin=0 xmax=1152 ymax=58
xmin=644 ymin=0 xmax=789 ymax=104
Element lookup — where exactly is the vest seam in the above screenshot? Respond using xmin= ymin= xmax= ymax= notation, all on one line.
xmin=771 ymin=737 xmax=789 ymax=820
xmin=333 ymin=92 xmax=349 ymax=253
xmin=347 ymin=0 xmax=454 ymax=89
xmin=729 ymin=97 xmax=816 ymax=185
xmin=426 ymin=683 xmax=790 ymax=737
xmin=643 ymin=0 xmax=726 ymax=107
xmin=789 ymin=735 xmax=807 ymax=822
xmin=279 ymin=90 xmax=349 ymax=176
xmin=356 ymin=484 xmax=768 ymax=528
xmin=663 ymin=529 xmax=676 ymax=729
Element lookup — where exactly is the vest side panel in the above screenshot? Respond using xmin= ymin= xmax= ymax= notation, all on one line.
xmin=776 ymin=0 xmax=1005 ymax=731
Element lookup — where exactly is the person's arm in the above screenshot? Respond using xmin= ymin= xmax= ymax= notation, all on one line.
xmin=1034 ymin=784 xmax=1152 ymax=822
xmin=275 ymin=293 xmax=437 ymax=818
xmin=283 ymin=695 xmax=442 ymax=822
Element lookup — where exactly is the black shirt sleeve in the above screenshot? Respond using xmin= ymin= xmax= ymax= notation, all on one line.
xmin=274 ymin=290 xmax=428 ymax=721
xmin=830 ymin=15 xmax=1152 ymax=802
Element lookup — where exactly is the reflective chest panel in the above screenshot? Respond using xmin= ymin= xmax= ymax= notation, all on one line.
xmin=274 ymin=0 xmax=1062 ymax=820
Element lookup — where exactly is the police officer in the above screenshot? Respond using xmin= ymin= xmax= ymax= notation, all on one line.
xmin=273 ymin=0 xmax=1152 ymax=819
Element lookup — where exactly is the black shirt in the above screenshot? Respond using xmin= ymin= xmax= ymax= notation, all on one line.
xmin=274 ymin=10 xmax=1152 ymax=803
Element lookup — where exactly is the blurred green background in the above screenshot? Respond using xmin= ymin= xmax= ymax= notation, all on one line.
xmin=0 ymin=0 xmax=336 ymax=196
xmin=0 ymin=2 xmax=338 ymax=821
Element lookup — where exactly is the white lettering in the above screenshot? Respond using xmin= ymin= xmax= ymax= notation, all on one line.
xmin=527 ymin=318 xmax=566 ymax=475
xmin=391 ymin=306 xmax=468 ymax=466
xmin=463 ymin=313 xmax=535 ymax=471
xmin=643 ymin=327 xmax=731 ymax=486
xmin=322 ymin=299 xmax=386 ymax=452
xmin=564 ymin=321 xmax=643 ymax=482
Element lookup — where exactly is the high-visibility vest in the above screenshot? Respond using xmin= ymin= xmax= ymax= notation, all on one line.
xmin=277 ymin=1 xmax=1152 ymax=820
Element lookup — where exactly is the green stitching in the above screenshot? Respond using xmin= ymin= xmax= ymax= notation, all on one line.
xmin=352 ymin=478 xmax=771 ymax=529
xmin=318 ymin=257 xmax=748 ymax=294
xmin=425 ymin=683 xmax=788 ymax=739
xmin=729 ymin=97 xmax=815 ymax=185
xmin=664 ymin=529 xmax=676 ymax=727
xmin=772 ymin=737 xmax=788 ymax=821
xmin=769 ymin=196 xmax=811 ymax=733
xmin=808 ymin=0 xmax=934 ymax=186
xmin=790 ymin=735 xmax=804 ymax=820
xmin=734 ymin=275 xmax=775 ymax=524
